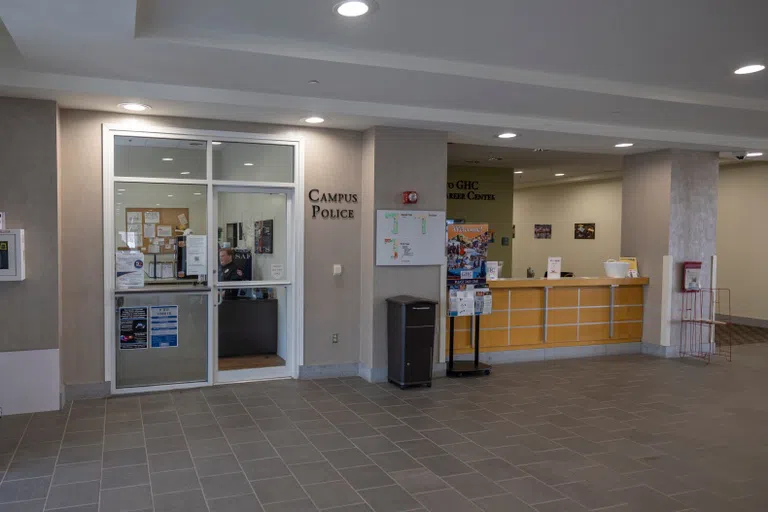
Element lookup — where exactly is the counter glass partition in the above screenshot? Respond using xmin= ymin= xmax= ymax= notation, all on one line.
xmin=115 ymin=290 xmax=209 ymax=389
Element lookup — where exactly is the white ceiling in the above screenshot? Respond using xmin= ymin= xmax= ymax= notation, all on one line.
xmin=1 ymin=0 xmax=767 ymax=154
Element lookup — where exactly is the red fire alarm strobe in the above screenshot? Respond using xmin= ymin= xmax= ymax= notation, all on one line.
xmin=402 ymin=191 xmax=419 ymax=204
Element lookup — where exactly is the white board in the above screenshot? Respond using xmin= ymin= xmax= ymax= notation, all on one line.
xmin=376 ymin=210 xmax=446 ymax=266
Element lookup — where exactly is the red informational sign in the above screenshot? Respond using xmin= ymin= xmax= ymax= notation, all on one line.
xmin=682 ymin=261 xmax=702 ymax=292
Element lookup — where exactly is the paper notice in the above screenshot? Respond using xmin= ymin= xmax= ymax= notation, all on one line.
xmin=116 ymin=251 xmax=144 ymax=290
xmin=271 ymin=264 xmax=285 ymax=280
xmin=127 ymin=211 xmax=142 ymax=225
xmin=186 ymin=235 xmax=207 ymax=275
xmin=547 ymin=257 xmax=562 ymax=280
xmin=144 ymin=224 xmax=156 ymax=239
xmin=177 ymin=214 xmax=188 ymax=227
xmin=486 ymin=261 xmax=499 ymax=281
xmin=127 ymin=223 xmax=141 ymax=233
xmin=144 ymin=211 xmax=160 ymax=224
xmin=148 ymin=244 xmax=160 ymax=254
xmin=157 ymin=225 xmax=172 ymax=237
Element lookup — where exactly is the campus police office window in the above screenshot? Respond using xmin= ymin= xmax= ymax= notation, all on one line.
xmin=308 ymin=189 xmax=358 ymax=219
xmin=447 ymin=180 xmax=496 ymax=201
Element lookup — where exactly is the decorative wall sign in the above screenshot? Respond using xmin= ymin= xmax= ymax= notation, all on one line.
xmin=308 ymin=189 xmax=358 ymax=219
xmin=254 ymin=219 xmax=273 ymax=254
xmin=534 ymin=224 xmax=552 ymax=239
xmin=446 ymin=180 xmax=496 ymax=200
xmin=574 ymin=223 xmax=596 ymax=240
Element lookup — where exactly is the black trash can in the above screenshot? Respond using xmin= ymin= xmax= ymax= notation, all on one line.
xmin=386 ymin=296 xmax=438 ymax=389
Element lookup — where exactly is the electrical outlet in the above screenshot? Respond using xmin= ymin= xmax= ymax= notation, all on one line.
xmin=332 ymin=333 xmax=339 ymax=344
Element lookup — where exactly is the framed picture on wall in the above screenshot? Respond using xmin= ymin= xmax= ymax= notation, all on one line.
xmin=534 ymin=224 xmax=552 ymax=239
xmin=254 ymin=220 xmax=274 ymax=254
xmin=574 ymin=223 xmax=596 ymax=240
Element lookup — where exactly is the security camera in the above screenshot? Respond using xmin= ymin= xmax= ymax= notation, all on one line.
xmin=734 ymin=151 xmax=747 ymax=160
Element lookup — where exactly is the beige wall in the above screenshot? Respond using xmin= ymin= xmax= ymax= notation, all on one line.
xmin=0 ymin=98 xmax=60 ymax=352
xmin=447 ymin=167 xmax=514 ymax=277
xmin=717 ymin=162 xmax=768 ymax=321
xmin=59 ymin=109 xmax=362 ymax=386
xmin=513 ymin=179 xmax=623 ymax=278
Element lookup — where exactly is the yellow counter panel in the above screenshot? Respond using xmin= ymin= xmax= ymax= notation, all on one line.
xmin=447 ymin=277 xmax=649 ymax=355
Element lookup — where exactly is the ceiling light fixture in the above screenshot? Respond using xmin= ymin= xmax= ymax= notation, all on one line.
xmin=167 ymin=194 xmax=174 ymax=198
xmin=555 ymin=173 xmax=565 ymax=177
xmin=734 ymin=64 xmax=765 ymax=75
xmin=212 ymin=141 xmax=222 ymax=146
xmin=334 ymin=1 xmax=374 ymax=17
xmin=514 ymin=171 xmax=524 ymax=174
xmin=244 ymin=162 xmax=254 ymax=166
xmin=488 ymin=157 xmax=503 ymax=162
xmin=308 ymin=80 xmax=320 ymax=85
xmin=117 ymin=188 xmax=126 ymax=192
xmin=194 ymin=192 xmax=203 ymax=196
xmin=497 ymin=132 xmax=517 ymax=139
xmin=303 ymin=116 xmax=325 ymax=124
xmin=162 ymin=157 xmax=173 ymax=161
xmin=746 ymin=152 xmax=764 ymax=158
xmin=118 ymin=103 xmax=151 ymax=112
xmin=180 ymin=171 xmax=190 ymax=175
xmin=615 ymin=143 xmax=634 ymax=148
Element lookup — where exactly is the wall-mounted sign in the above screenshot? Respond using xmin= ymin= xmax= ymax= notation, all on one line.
xmin=308 ymin=189 xmax=358 ymax=219
xmin=447 ymin=180 xmax=496 ymax=201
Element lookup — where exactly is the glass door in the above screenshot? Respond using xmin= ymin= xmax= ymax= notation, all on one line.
xmin=214 ymin=187 xmax=294 ymax=383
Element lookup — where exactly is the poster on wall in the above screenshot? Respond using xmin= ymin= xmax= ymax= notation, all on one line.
xmin=448 ymin=285 xmax=493 ymax=317
xmin=150 ymin=306 xmax=179 ymax=348
xmin=116 ymin=251 xmax=144 ymax=289
xmin=144 ymin=211 xmax=160 ymax=224
xmin=186 ymin=235 xmax=207 ymax=276
xmin=119 ymin=306 xmax=148 ymax=350
xmin=255 ymin=220 xmax=274 ymax=254
xmin=534 ymin=224 xmax=552 ymax=239
xmin=574 ymin=223 xmax=596 ymax=240
xmin=446 ymin=223 xmax=489 ymax=285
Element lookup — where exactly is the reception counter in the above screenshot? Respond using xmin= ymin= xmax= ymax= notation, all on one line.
xmin=447 ymin=277 xmax=649 ymax=355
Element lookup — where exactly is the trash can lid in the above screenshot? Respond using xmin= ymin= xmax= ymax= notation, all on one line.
xmin=386 ymin=295 xmax=437 ymax=306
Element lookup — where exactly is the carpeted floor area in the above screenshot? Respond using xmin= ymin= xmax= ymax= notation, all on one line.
xmin=716 ymin=323 xmax=768 ymax=346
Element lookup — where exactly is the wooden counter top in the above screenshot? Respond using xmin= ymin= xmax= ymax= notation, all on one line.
xmin=488 ymin=277 xmax=649 ymax=289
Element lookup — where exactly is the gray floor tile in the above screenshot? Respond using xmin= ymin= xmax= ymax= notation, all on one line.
xmin=499 ymin=476 xmax=565 ymax=505
xmin=361 ymin=413 xmax=403 ymax=428
xmin=443 ymin=472 xmax=506 ymax=500
xmin=606 ymin=485 xmax=686 ymax=512
xmin=146 ymin=435 xmax=188 ymax=455
xmin=415 ymin=489 xmax=481 ymax=512
xmin=323 ymin=448 xmax=373 ymax=470
xmin=142 ymin=411 xmax=178 ymax=425
xmin=150 ymin=468 xmax=201 ymax=495
xmin=179 ymin=413 xmax=217 ymax=428
xmin=369 ymin=451 xmax=423 ymax=473
xmin=421 ymin=429 xmax=465 ymax=446
xmin=183 ymin=424 xmax=224 ymax=442
xmin=104 ymin=432 xmax=145 ymax=452
xmin=263 ymin=498 xmax=318 ymax=512
xmin=399 ymin=416 xmax=444 ymax=431
xmin=149 ymin=451 xmax=194 ymax=473
xmin=250 ymin=476 xmax=307 ymax=505
xmin=51 ymin=461 xmax=102 ymax=487
xmin=199 ymin=472 xmax=252 ymax=500
xmin=359 ymin=484 xmax=421 ymax=512
xmin=265 ymin=430 xmax=309 ymax=448
xmin=256 ymin=417 xmax=296 ymax=432
xmin=217 ymin=415 xmax=256 ymax=429
xmin=223 ymin=426 xmax=265 ymax=445
xmin=275 ymin=445 xmax=324 ymax=465
xmin=232 ymin=441 xmax=277 ymax=462
xmin=308 ymin=433 xmax=354 ymax=452
xmin=104 ymin=420 xmax=142 ymax=436
xmin=3 ymin=457 xmax=56 ymax=481
xmin=339 ymin=465 xmax=394 ymax=490
xmin=419 ymin=454 xmax=472 ymax=478
xmin=195 ymin=453 xmax=241 ymax=477
xmin=304 ymin=480 xmax=364 ymax=509
xmin=352 ymin=436 xmax=399 ymax=456
xmin=45 ymin=505 xmax=99 ymax=512
xmin=554 ymin=481 xmax=628 ymax=510
xmin=45 ymin=480 xmax=100 ymax=510
xmin=101 ymin=463 xmax=150 ymax=490
xmin=0 ymin=477 xmax=51 ymax=503
xmin=153 ymin=489 xmax=208 ymax=512
xmin=470 ymin=458 xmax=527 ymax=481
xmin=441 ymin=442 xmax=494 ymax=463
xmin=103 ymin=447 xmax=147 ymax=469
xmin=0 ymin=499 xmax=45 ymax=512
xmin=61 ymin=430 xmax=104 ymax=448
xmin=377 ymin=426 xmax=423 ymax=443
xmin=532 ymin=498 xmax=588 ymax=511
xmin=295 ymin=420 xmax=337 ymax=436
xmin=99 ymin=485 xmax=153 ymax=512
xmin=389 ymin=468 xmax=448 ymax=495
xmin=189 ymin=437 xmax=232 ymax=459
xmin=210 ymin=403 xmax=247 ymax=418
xmin=143 ymin=421 xmax=183 ymax=440
xmin=474 ymin=493 xmax=535 ymax=512
xmin=57 ymin=445 xmax=102 ymax=465
xmin=290 ymin=461 xmax=342 ymax=485
xmin=208 ymin=493 xmax=264 ymax=512
xmin=336 ymin=423 xmax=379 ymax=439
xmin=242 ymin=457 xmax=292 ymax=481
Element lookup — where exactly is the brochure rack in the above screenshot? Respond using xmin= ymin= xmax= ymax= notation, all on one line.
xmin=680 ymin=288 xmax=732 ymax=363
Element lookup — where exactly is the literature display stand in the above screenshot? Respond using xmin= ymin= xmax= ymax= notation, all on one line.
xmin=680 ymin=288 xmax=732 ymax=363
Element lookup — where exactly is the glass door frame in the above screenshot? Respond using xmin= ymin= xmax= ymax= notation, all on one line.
xmin=212 ymin=185 xmax=297 ymax=384
xmin=103 ymin=124 xmax=305 ymax=394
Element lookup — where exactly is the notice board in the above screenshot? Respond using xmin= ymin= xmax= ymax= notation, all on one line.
xmin=123 ymin=207 xmax=190 ymax=255
xmin=376 ymin=210 xmax=446 ymax=266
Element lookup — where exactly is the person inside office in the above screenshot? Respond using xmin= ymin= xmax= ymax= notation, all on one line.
xmin=219 ymin=248 xmax=243 ymax=282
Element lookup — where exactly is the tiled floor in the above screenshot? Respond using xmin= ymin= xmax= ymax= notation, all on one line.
xmin=3 ymin=345 xmax=768 ymax=512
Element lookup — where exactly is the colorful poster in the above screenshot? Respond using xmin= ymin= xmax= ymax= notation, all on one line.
xmin=446 ymin=223 xmax=489 ymax=285
xmin=254 ymin=219 xmax=274 ymax=254
xmin=119 ymin=306 xmax=148 ymax=350
xmin=150 ymin=306 xmax=179 ymax=348
xmin=474 ymin=286 xmax=493 ymax=315
xmin=534 ymin=224 xmax=552 ymax=239
xmin=574 ymin=223 xmax=596 ymax=240
xmin=116 ymin=251 xmax=144 ymax=289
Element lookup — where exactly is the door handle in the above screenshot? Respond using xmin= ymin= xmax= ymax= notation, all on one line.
xmin=216 ymin=290 xmax=223 ymax=306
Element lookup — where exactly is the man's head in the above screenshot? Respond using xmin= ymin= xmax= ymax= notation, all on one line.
xmin=219 ymin=248 xmax=234 ymax=266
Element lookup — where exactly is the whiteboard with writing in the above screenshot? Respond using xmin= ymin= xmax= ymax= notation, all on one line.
xmin=376 ymin=210 xmax=446 ymax=266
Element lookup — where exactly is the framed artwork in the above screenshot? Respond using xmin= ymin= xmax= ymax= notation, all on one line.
xmin=574 ymin=223 xmax=596 ymax=240
xmin=254 ymin=219 xmax=274 ymax=254
xmin=534 ymin=224 xmax=552 ymax=239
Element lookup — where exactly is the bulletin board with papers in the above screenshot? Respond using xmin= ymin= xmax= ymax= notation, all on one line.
xmin=375 ymin=210 xmax=446 ymax=266
xmin=122 ymin=208 xmax=190 ymax=255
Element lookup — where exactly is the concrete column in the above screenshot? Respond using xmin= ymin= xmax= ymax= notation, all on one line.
xmin=621 ymin=150 xmax=718 ymax=357
xmin=360 ymin=127 xmax=447 ymax=381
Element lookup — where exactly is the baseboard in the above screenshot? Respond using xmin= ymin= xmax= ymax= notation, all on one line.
xmin=0 ymin=349 xmax=60 ymax=415
xmin=358 ymin=363 xmax=387 ymax=383
xmin=450 ymin=343 xmax=642 ymax=365
xmin=642 ymin=342 xmax=679 ymax=358
xmin=299 ymin=362 xmax=360 ymax=379
xmin=65 ymin=381 xmax=111 ymax=401
xmin=718 ymin=314 xmax=768 ymax=328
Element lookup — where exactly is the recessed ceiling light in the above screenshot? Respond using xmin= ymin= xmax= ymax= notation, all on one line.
xmin=746 ymin=152 xmax=764 ymax=158
xmin=514 ymin=171 xmax=524 ymax=174
xmin=179 ymin=171 xmax=190 ymax=175
xmin=615 ymin=143 xmax=634 ymax=148
xmin=555 ymin=173 xmax=565 ymax=177
xmin=308 ymin=80 xmax=320 ymax=85
xmin=117 ymin=188 xmax=126 ymax=192
xmin=734 ymin=64 xmax=765 ymax=75
xmin=162 ymin=157 xmax=174 ymax=161
xmin=244 ymin=162 xmax=254 ymax=166
xmin=118 ymin=103 xmax=151 ymax=112
xmin=156 ymin=203 xmax=161 ymax=206
xmin=488 ymin=157 xmax=503 ymax=161
xmin=116 ymin=203 xmax=122 ymax=205
xmin=194 ymin=192 xmax=203 ymax=196
xmin=334 ymin=1 xmax=374 ymax=17
xmin=497 ymin=132 xmax=517 ymax=139
xmin=303 ymin=116 xmax=325 ymax=124
xmin=212 ymin=141 xmax=222 ymax=146
xmin=167 ymin=194 xmax=174 ymax=198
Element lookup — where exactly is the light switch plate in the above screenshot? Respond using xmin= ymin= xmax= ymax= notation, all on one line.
xmin=333 ymin=264 xmax=343 ymax=276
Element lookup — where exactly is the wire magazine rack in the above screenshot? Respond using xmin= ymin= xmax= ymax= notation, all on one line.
xmin=680 ymin=288 xmax=732 ymax=363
